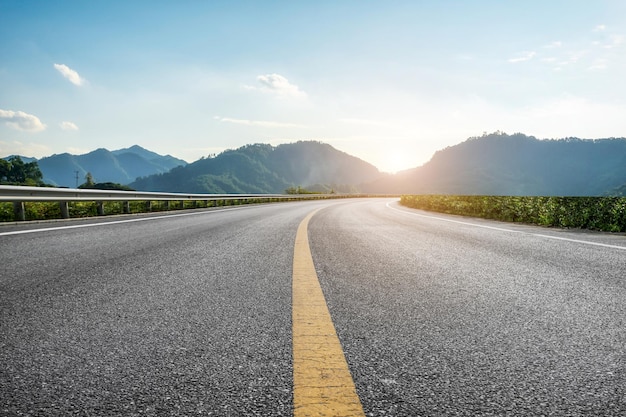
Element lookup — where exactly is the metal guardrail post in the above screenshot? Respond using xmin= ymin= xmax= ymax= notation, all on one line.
xmin=13 ymin=201 xmax=25 ymax=221
xmin=97 ymin=201 xmax=105 ymax=216
xmin=59 ymin=201 xmax=70 ymax=219
xmin=145 ymin=201 xmax=152 ymax=212
xmin=123 ymin=201 xmax=130 ymax=214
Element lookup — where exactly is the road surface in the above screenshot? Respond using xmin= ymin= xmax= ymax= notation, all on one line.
xmin=1 ymin=199 xmax=625 ymax=415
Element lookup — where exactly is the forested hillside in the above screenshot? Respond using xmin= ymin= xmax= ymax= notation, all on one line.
xmin=35 ymin=145 xmax=187 ymax=187
xmin=5 ymin=133 xmax=626 ymax=196
xmin=364 ymin=132 xmax=626 ymax=196
xmin=130 ymin=141 xmax=382 ymax=193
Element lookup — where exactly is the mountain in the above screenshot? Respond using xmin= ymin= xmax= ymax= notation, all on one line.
xmin=35 ymin=146 xmax=187 ymax=187
xmin=6 ymin=134 xmax=625 ymax=195
xmin=130 ymin=141 xmax=382 ymax=193
xmin=363 ymin=132 xmax=626 ymax=196
xmin=2 ymin=155 xmax=38 ymax=164
xmin=112 ymin=145 xmax=187 ymax=169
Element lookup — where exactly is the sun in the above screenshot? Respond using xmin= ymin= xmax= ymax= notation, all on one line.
xmin=381 ymin=151 xmax=415 ymax=174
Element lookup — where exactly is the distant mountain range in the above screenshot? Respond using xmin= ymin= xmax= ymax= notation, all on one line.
xmin=363 ymin=132 xmax=626 ymax=196
xmin=130 ymin=141 xmax=382 ymax=193
xmin=4 ymin=145 xmax=187 ymax=187
xmin=130 ymin=134 xmax=626 ymax=195
xmin=4 ymin=133 xmax=626 ymax=195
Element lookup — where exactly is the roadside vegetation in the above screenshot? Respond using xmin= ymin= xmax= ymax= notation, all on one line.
xmin=285 ymin=185 xmax=321 ymax=194
xmin=0 ymin=198 xmax=287 ymax=222
xmin=78 ymin=172 xmax=135 ymax=191
xmin=400 ymin=195 xmax=626 ymax=232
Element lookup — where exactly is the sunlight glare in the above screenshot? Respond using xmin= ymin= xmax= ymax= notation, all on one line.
xmin=382 ymin=151 xmax=415 ymax=174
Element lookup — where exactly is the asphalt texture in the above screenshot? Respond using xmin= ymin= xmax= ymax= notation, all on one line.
xmin=309 ymin=200 xmax=626 ymax=416
xmin=1 ymin=199 xmax=626 ymax=416
xmin=1 ymin=203 xmax=324 ymax=416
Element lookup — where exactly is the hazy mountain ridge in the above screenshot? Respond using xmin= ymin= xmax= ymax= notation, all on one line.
xmin=130 ymin=141 xmax=382 ymax=193
xmin=3 ymin=146 xmax=187 ymax=187
xmin=5 ymin=133 xmax=626 ymax=195
xmin=364 ymin=132 xmax=626 ymax=196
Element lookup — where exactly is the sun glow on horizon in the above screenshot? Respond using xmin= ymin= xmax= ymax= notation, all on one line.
xmin=380 ymin=150 xmax=418 ymax=174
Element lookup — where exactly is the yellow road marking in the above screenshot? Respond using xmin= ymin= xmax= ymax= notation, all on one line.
xmin=292 ymin=210 xmax=365 ymax=416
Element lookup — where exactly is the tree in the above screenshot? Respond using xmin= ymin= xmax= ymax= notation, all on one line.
xmin=22 ymin=159 xmax=44 ymax=186
xmin=79 ymin=173 xmax=133 ymax=191
xmin=0 ymin=159 xmax=10 ymax=182
xmin=84 ymin=172 xmax=95 ymax=187
xmin=0 ymin=156 xmax=44 ymax=185
xmin=7 ymin=156 xmax=25 ymax=183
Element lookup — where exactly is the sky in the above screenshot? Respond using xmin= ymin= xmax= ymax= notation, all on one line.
xmin=1 ymin=0 xmax=626 ymax=173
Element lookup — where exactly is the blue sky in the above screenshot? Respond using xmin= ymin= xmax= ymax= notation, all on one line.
xmin=1 ymin=0 xmax=625 ymax=172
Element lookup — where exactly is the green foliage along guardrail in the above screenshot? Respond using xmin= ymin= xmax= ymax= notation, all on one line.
xmin=0 ymin=198 xmax=280 ymax=222
xmin=400 ymin=195 xmax=626 ymax=232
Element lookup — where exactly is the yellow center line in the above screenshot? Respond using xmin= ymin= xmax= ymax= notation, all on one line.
xmin=292 ymin=209 xmax=365 ymax=416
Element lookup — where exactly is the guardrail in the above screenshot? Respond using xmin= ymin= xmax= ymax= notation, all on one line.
xmin=0 ymin=185 xmax=341 ymax=221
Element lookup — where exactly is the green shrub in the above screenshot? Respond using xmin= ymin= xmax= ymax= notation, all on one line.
xmin=0 ymin=202 xmax=14 ymax=221
xmin=400 ymin=195 xmax=626 ymax=232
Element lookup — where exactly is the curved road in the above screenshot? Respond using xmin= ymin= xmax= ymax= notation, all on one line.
xmin=1 ymin=199 xmax=625 ymax=415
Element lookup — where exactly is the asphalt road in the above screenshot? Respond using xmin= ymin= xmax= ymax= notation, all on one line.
xmin=1 ymin=199 xmax=625 ymax=416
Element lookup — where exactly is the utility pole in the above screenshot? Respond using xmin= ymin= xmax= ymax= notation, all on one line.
xmin=74 ymin=170 xmax=79 ymax=188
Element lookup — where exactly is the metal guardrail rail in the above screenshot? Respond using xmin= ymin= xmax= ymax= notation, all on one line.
xmin=0 ymin=185 xmax=293 ymax=202
xmin=0 ymin=185 xmax=337 ymax=221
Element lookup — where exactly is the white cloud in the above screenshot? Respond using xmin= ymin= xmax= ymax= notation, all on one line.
xmin=604 ymin=34 xmax=624 ymax=49
xmin=53 ymin=63 xmax=85 ymax=86
xmin=0 ymin=109 xmax=46 ymax=132
xmin=568 ymin=50 xmax=587 ymax=62
xmin=0 ymin=141 xmax=51 ymax=158
xmin=215 ymin=116 xmax=307 ymax=128
xmin=60 ymin=121 xmax=79 ymax=131
xmin=553 ymin=50 xmax=587 ymax=68
xmin=543 ymin=41 xmax=562 ymax=49
xmin=508 ymin=51 xmax=536 ymax=63
xmin=588 ymin=59 xmax=608 ymax=71
xmin=593 ymin=24 xmax=607 ymax=32
xmin=251 ymin=73 xmax=307 ymax=98
xmin=66 ymin=147 xmax=89 ymax=155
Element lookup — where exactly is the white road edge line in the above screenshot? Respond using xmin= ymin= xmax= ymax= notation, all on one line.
xmin=0 ymin=206 xmax=249 ymax=237
xmin=386 ymin=202 xmax=626 ymax=251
